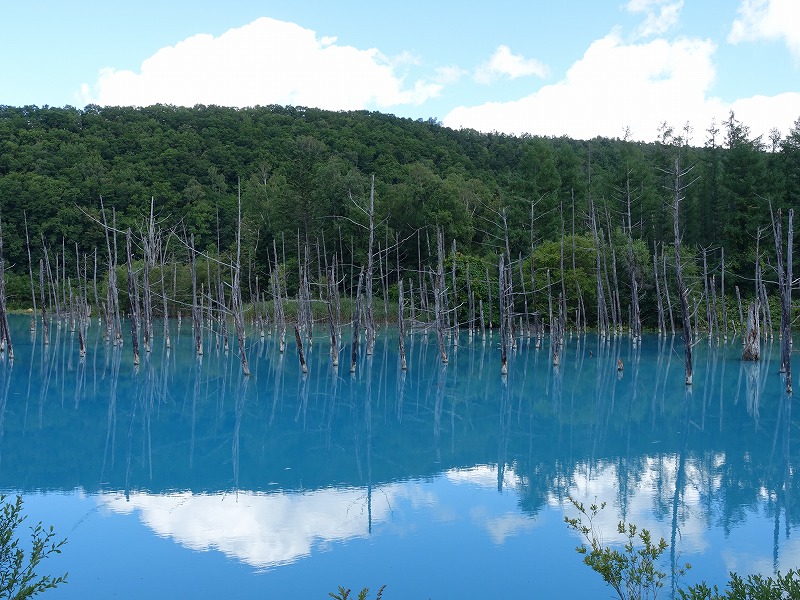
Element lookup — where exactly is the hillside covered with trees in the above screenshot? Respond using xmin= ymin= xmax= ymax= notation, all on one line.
xmin=0 ymin=103 xmax=797 ymax=331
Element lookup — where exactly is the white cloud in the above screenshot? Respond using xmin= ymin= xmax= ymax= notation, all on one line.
xmin=101 ymin=484 xmax=433 ymax=569
xmin=729 ymin=0 xmax=800 ymax=60
xmin=729 ymin=92 xmax=800 ymax=141
xmin=626 ymin=0 xmax=684 ymax=39
xmin=79 ymin=17 xmax=441 ymax=110
xmin=446 ymin=32 xmax=725 ymax=142
xmin=434 ymin=65 xmax=468 ymax=85
xmin=474 ymin=45 xmax=549 ymax=85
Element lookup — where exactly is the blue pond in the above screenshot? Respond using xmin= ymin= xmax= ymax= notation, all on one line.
xmin=0 ymin=314 xmax=797 ymax=598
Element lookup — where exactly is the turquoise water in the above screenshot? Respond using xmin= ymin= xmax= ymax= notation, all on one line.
xmin=0 ymin=314 xmax=797 ymax=598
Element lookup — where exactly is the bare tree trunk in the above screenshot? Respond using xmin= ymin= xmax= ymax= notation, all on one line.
xmin=559 ymin=198 xmax=568 ymax=335
xmin=365 ymin=175 xmax=376 ymax=355
xmin=466 ymin=262 xmax=475 ymax=339
xmin=602 ymin=216 xmax=620 ymax=334
xmin=663 ymin=245 xmax=675 ymax=335
xmin=232 ymin=181 xmax=250 ymax=376
xmin=452 ymin=239 xmax=459 ymax=345
xmin=75 ymin=244 xmax=85 ymax=358
xmin=434 ymin=228 xmax=448 ymax=364
xmin=39 ymin=259 xmax=49 ymax=345
xmin=24 ymin=211 xmax=37 ymax=319
xmin=546 ymin=269 xmax=553 ymax=335
xmin=326 ymin=268 xmax=339 ymax=367
xmin=736 ymin=285 xmax=744 ymax=334
xmin=190 ymin=233 xmax=202 ymax=356
xmin=672 ymin=157 xmax=693 ymax=385
xmin=499 ymin=254 xmax=508 ymax=375
xmin=721 ymin=248 xmax=728 ymax=341
xmin=486 ymin=267 xmax=493 ymax=329
xmin=743 ymin=302 xmax=761 ymax=360
xmin=272 ymin=239 xmax=286 ymax=353
xmin=552 ymin=293 xmax=562 ymax=366
xmin=590 ymin=201 xmax=608 ymax=337
xmin=398 ymin=278 xmax=407 ymax=370
xmin=294 ymin=324 xmax=308 ymax=374
xmin=0 ymin=221 xmax=13 ymax=359
xmin=530 ymin=200 xmax=538 ymax=338
xmin=653 ymin=243 xmax=665 ymax=335
xmin=160 ymin=244 xmax=170 ymax=349
xmin=351 ymin=267 xmax=364 ymax=373
xmin=126 ymin=228 xmax=140 ymax=366
xmin=786 ymin=209 xmax=793 ymax=394
xmin=702 ymin=247 xmax=712 ymax=339
xmin=624 ymin=175 xmax=641 ymax=340
xmin=771 ymin=206 xmax=793 ymax=394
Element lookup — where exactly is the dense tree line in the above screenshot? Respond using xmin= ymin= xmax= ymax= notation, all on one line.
xmin=0 ymin=103 xmax=797 ymax=329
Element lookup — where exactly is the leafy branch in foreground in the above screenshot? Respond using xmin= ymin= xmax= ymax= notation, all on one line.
xmin=565 ymin=496 xmax=800 ymax=600
xmin=329 ymin=585 xmax=386 ymax=600
xmin=0 ymin=494 xmax=68 ymax=599
xmin=678 ymin=569 xmax=800 ymax=599
xmin=564 ymin=496 xmax=686 ymax=600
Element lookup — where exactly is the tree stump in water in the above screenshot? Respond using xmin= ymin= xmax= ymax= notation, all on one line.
xmin=742 ymin=302 xmax=760 ymax=361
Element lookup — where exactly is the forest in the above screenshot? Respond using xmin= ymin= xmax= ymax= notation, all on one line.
xmin=0 ymin=103 xmax=797 ymax=337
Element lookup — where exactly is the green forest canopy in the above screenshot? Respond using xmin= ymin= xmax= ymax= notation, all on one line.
xmin=0 ymin=104 xmax=797 ymax=327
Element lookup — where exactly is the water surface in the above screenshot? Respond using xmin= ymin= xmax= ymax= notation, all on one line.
xmin=0 ymin=315 xmax=797 ymax=598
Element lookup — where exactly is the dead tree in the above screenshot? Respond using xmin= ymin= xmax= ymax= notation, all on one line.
xmin=350 ymin=267 xmax=364 ymax=373
xmin=672 ymin=157 xmax=694 ymax=385
xmin=743 ymin=301 xmax=761 ymax=361
xmin=590 ymin=201 xmax=609 ymax=337
xmin=653 ymin=243 xmax=665 ymax=335
xmin=434 ymin=228 xmax=448 ymax=364
xmin=702 ymin=247 xmax=712 ymax=339
xmin=499 ymin=254 xmax=508 ymax=375
xmin=624 ymin=174 xmax=641 ymax=340
xmin=398 ymin=278 xmax=407 ymax=370
xmin=24 ymin=211 xmax=37 ymax=322
xmin=771 ymin=206 xmax=794 ymax=393
xmin=272 ymin=239 xmax=286 ymax=352
xmin=0 ymin=221 xmax=13 ymax=359
xmin=39 ymin=260 xmax=49 ymax=345
xmin=232 ymin=181 xmax=250 ymax=376
xmin=190 ymin=233 xmax=202 ymax=356
xmin=125 ymin=228 xmax=140 ymax=366
xmin=663 ymin=245 xmax=675 ymax=334
xmin=326 ymin=269 xmax=339 ymax=367
xmin=721 ymin=247 xmax=728 ymax=340
xmin=365 ymin=175 xmax=376 ymax=354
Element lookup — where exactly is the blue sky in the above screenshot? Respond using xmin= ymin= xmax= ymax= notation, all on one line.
xmin=2 ymin=0 xmax=798 ymax=142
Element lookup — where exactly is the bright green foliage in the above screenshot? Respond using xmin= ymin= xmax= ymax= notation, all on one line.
xmin=0 ymin=495 xmax=67 ymax=599
xmin=679 ymin=570 xmax=800 ymax=599
xmin=566 ymin=497 xmax=800 ymax=600
xmin=329 ymin=585 xmax=386 ymax=600
xmin=564 ymin=497 xmax=685 ymax=600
